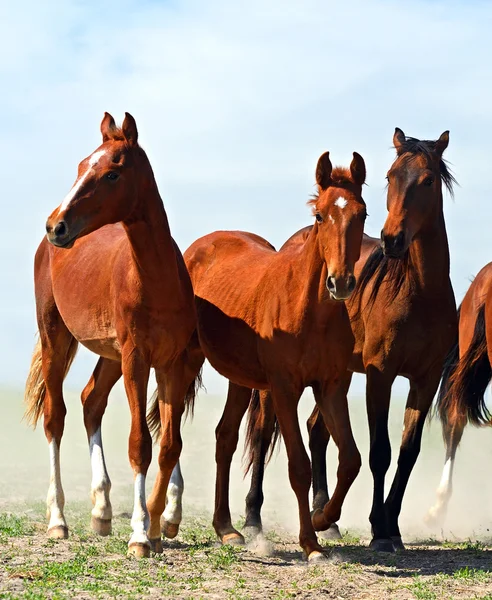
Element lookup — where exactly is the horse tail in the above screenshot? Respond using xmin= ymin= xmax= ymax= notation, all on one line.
xmin=147 ymin=366 xmax=204 ymax=443
xmin=434 ymin=305 xmax=461 ymax=427
xmin=24 ymin=334 xmax=78 ymax=428
xmin=441 ymin=304 xmax=492 ymax=427
xmin=243 ymin=389 xmax=281 ymax=476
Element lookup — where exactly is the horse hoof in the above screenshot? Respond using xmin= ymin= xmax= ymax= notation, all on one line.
xmin=369 ymin=538 xmax=396 ymax=553
xmin=318 ymin=524 xmax=342 ymax=541
xmin=149 ymin=537 xmax=164 ymax=554
xmin=47 ymin=525 xmax=68 ymax=540
xmin=127 ymin=543 xmax=151 ymax=558
xmin=311 ymin=509 xmax=329 ymax=531
xmin=308 ymin=550 xmax=328 ymax=563
xmin=423 ymin=509 xmax=444 ymax=529
xmin=391 ymin=536 xmax=405 ymax=551
xmin=222 ymin=532 xmax=245 ymax=546
xmin=161 ymin=520 xmax=179 ymax=540
xmin=243 ymin=525 xmax=262 ymax=539
xmin=91 ymin=517 xmax=112 ymax=537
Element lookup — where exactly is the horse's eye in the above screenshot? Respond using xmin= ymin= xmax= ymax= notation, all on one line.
xmin=423 ymin=177 xmax=434 ymax=187
xmin=106 ymin=171 xmax=119 ymax=181
xmin=315 ymin=213 xmax=323 ymax=223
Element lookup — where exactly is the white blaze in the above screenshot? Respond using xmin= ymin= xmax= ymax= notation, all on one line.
xmin=60 ymin=149 xmax=107 ymax=212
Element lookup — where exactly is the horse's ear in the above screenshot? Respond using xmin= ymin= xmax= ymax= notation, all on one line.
xmin=435 ymin=130 xmax=450 ymax=157
xmin=101 ymin=112 xmax=117 ymax=142
xmin=316 ymin=152 xmax=332 ymax=190
xmin=350 ymin=152 xmax=366 ymax=187
xmin=393 ymin=127 xmax=406 ymax=155
xmin=122 ymin=112 xmax=138 ymax=146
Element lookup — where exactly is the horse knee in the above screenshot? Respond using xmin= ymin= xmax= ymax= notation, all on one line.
xmin=158 ymin=439 xmax=182 ymax=473
xmin=341 ymin=448 xmax=361 ymax=483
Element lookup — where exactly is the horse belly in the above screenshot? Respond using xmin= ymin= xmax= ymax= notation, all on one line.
xmin=195 ymin=298 xmax=268 ymax=389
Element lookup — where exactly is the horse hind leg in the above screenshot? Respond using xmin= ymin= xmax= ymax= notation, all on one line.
xmin=27 ymin=315 xmax=78 ymax=539
xmin=425 ymin=414 xmax=465 ymax=529
xmin=162 ymin=460 xmax=184 ymax=540
xmin=213 ymin=382 xmax=252 ymax=545
xmin=81 ymin=357 xmax=122 ymax=536
xmin=307 ymin=405 xmax=341 ymax=540
xmin=243 ymin=389 xmax=277 ymax=536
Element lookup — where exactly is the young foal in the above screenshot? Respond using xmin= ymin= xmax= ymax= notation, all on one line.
xmin=426 ymin=262 xmax=492 ymax=526
xmin=24 ymin=113 xmax=201 ymax=556
xmin=179 ymin=152 xmax=367 ymax=559
xmin=242 ymin=129 xmax=457 ymax=551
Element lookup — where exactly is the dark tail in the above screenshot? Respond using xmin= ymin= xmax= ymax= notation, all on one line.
xmin=438 ymin=304 xmax=492 ymax=427
xmin=243 ymin=389 xmax=281 ymax=476
xmin=147 ymin=367 xmax=204 ymax=443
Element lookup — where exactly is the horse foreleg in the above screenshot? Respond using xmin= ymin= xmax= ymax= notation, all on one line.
xmin=146 ymin=345 xmax=204 ymax=553
xmin=384 ymin=372 xmax=442 ymax=550
xmin=270 ymin=382 xmax=324 ymax=561
xmin=81 ymin=357 xmax=122 ymax=536
xmin=310 ymin=375 xmax=360 ymax=535
xmin=365 ymin=365 xmax=395 ymax=552
xmin=121 ymin=350 xmax=152 ymax=557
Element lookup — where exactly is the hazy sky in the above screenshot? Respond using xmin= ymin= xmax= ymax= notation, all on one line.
xmin=2 ymin=0 xmax=491 ymax=398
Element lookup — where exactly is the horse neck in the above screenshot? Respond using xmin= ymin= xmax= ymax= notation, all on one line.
xmin=122 ymin=160 xmax=182 ymax=298
xmin=408 ymin=190 xmax=450 ymax=294
xmin=293 ymin=225 xmax=334 ymax=316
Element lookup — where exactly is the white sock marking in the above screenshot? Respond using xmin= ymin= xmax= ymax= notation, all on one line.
xmin=164 ymin=460 xmax=184 ymax=525
xmin=89 ymin=427 xmax=112 ymax=521
xmin=47 ymin=440 xmax=67 ymax=531
xmin=129 ymin=473 xmax=150 ymax=547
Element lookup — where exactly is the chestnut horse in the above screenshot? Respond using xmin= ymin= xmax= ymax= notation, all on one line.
xmin=150 ymin=151 xmax=368 ymax=560
xmin=241 ymin=129 xmax=457 ymax=552
xmin=24 ymin=113 xmax=202 ymax=557
xmin=426 ymin=262 xmax=492 ymax=526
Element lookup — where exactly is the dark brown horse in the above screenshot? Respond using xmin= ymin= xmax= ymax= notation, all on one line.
xmin=24 ymin=113 xmax=202 ymax=557
xmin=151 ymin=152 xmax=367 ymax=560
xmin=241 ymin=129 xmax=457 ymax=552
xmin=426 ymin=262 xmax=492 ymax=526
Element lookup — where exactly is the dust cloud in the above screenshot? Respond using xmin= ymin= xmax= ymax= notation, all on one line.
xmin=2 ymin=381 xmax=492 ymax=543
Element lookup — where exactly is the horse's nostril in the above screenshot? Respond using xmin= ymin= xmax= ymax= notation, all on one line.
xmin=394 ymin=231 xmax=405 ymax=250
xmin=347 ymin=275 xmax=356 ymax=293
xmin=326 ymin=276 xmax=336 ymax=292
xmin=54 ymin=221 xmax=67 ymax=237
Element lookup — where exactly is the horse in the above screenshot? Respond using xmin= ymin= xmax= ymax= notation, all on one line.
xmin=150 ymin=151 xmax=368 ymax=560
xmin=426 ymin=262 xmax=492 ymax=526
xmin=240 ymin=128 xmax=458 ymax=552
xmin=24 ymin=113 xmax=203 ymax=557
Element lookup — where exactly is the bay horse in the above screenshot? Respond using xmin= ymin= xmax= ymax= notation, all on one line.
xmin=426 ymin=262 xmax=492 ymax=526
xmin=24 ymin=113 xmax=202 ymax=557
xmin=149 ymin=151 xmax=368 ymax=560
xmin=240 ymin=129 xmax=457 ymax=552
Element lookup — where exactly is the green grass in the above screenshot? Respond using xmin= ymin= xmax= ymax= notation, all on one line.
xmin=408 ymin=577 xmax=437 ymax=600
xmin=0 ymin=514 xmax=35 ymax=538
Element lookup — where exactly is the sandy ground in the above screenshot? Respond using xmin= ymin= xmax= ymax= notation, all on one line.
xmin=2 ymin=383 xmax=492 ymax=598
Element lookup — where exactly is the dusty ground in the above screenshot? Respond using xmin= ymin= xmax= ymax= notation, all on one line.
xmin=2 ymin=383 xmax=492 ymax=599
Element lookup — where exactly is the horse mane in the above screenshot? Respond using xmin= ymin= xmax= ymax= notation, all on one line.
xmin=307 ymin=166 xmax=360 ymax=210
xmin=353 ymin=245 xmax=416 ymax=314
xmin=354 ymin=135 xmax=457 ymax=314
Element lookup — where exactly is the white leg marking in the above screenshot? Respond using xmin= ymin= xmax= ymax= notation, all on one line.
xmin=89 ymin=427 xmax=112 ymax=521
xmin=47 ymin=441 xmax=67 ymax=531
xmin=128 ymin=473 xmax=150 ymax=547
xmin=163 ymin=460 xmax=184 ymax=525
xmin=426 ymin=457 xmax=454 ymax=524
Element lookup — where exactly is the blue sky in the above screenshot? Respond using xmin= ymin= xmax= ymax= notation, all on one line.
xmin=1 ymin=0 xmax=492 ymax=397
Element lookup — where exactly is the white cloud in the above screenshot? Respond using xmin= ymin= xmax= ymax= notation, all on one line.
xmin=1 ymin=0 xmax=492 ymax=395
